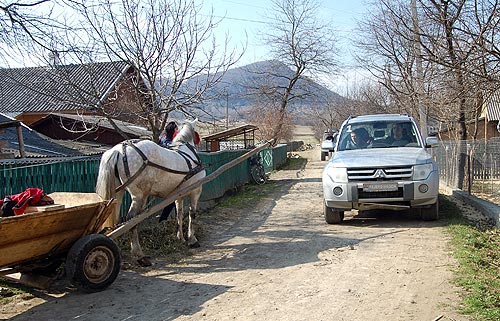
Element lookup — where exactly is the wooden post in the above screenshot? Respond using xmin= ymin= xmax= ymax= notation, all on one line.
xmin=16 ymin=124 xmax=26 ymax=158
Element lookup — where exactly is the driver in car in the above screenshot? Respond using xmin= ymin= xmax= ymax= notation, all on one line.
xmin=346 ymin=128 xmax=372 ymax=149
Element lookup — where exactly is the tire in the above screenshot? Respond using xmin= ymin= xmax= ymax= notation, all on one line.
xmin=321 ymin=151 xmax=327 ymax=161
xmin=420 ymin=200 xmax=439 ymax=221
xmin=324 ymin=203 xmax=344 ymax=224
xmin=251 ymin=164 xmax=267 ymax=185
xmin=66 ymin=234 xmax=121 ymax=293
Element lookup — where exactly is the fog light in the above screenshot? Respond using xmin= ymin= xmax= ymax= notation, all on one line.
xmin=418 ymin=184 xmax=429 ymax=193
xmin=333 ymin=186 xmax=343 ymax=196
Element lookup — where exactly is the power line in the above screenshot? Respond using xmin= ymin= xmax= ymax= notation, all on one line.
xmin=211 ymin=15 xmax=268 ymax=24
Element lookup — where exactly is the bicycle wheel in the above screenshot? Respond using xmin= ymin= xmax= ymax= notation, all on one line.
xmin=251 ymin=164 xmax=267 ymax=185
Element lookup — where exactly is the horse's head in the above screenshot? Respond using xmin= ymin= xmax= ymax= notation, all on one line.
xmin=173 ymin=119 xmax=198 ymax=145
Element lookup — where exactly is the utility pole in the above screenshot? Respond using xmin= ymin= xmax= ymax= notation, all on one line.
xmin=225 ymin=90 xmax=229 ymax=129
xmin=411 ymin=0 xmax=428 ymax=138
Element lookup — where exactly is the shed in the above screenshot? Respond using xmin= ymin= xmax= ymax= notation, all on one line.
xmin=203 ymin=124 xmax=258 ymax=152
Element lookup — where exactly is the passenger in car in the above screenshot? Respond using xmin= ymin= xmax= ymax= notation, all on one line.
xmin=386 ymin=123 xmax=410 ymax=146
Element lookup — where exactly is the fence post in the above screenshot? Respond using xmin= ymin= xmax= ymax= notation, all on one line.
xmin=467 ymin=143 xmax=471 ymax=194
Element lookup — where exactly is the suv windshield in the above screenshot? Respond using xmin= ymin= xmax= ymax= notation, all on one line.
xmin=337 ymin=120 xmax=422 ymax=151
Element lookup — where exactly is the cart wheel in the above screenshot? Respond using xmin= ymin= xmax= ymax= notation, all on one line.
xmin=66 ymin=234 xmax=121 ymax=293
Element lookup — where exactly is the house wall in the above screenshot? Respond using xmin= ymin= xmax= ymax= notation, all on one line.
xmin=101 ymin=68 xmax=150 ymax=127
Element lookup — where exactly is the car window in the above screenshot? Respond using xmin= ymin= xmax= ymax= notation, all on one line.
xmin=337 ymin=121 xmax=421 ymax=151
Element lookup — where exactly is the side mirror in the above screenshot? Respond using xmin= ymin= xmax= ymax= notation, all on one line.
xmin=425 ymin=136 xmax=439 ymax=147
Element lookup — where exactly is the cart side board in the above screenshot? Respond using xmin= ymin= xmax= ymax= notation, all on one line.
xmin=0 ymin=199 xmax=114 ymax=269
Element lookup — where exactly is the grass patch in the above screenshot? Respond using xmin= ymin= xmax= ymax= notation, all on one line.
xmin=440 ymin=195 xmax=500 ymax=321
xmin=217 ymin=182 xmax=278 ymax=209
xmin=117 ymin=216 xmax=191 ymax=263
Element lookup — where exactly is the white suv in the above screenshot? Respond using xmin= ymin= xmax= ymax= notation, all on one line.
xmin=322 ymin=114 xmax=439 ymax=223
xmin=320 ymin=130 xmax=337 ymax=161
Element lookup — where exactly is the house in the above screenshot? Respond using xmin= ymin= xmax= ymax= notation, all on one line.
xmin=436 ymin=91 xmax=500 ymax=141
xmin=0 ymin=61 xmax=149 ymax=128
xmin=0 ymin=113 xmax=96 ymax=159
xmin=31 ymin=113 xmax=152 ymax=145
xmin=482 ymin=90 xmax=500 ymax=139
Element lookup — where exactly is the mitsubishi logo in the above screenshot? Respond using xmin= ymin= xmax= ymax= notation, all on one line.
xmin=374 ymin=169 xmax=386 ymax=178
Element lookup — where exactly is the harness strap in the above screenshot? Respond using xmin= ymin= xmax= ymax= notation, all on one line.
xmin=115 ymin=140 xmax=204 ymax=193
xmin=122 ymin=142 xmax=131 ymax=178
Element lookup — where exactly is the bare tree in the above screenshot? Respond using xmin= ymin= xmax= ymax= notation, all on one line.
xmin=65 ymin=0 xmax=242 ymax=142
xmin=355 ymin=0 xmax=500 ymax=188
xmin=255 ymin=0 xmax=338 ymax=144
xmin=0 ymin=1 xmax=71 ymax=65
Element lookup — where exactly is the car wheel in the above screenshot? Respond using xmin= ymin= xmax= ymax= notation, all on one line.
xmin=420 ymin=200 xmax=439 ymax=221
xmin=324 ymin=203 xmax=343 ymax=224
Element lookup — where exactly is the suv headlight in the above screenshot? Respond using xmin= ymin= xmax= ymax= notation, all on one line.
xmin=326 ymin=167 xmax=348 ymax=183
xmin=413 ymin=163 xmax=433 ymax=180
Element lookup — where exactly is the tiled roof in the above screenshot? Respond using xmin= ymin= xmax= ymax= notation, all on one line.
xmin=0 ymin=61 xmax=130 ymax=113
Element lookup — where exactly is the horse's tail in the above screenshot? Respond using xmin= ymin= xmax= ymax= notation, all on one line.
xmin=96 ymin=148 xmax=123 ymax=227
xmin=96 ymin=148 xmax=121 ymax=200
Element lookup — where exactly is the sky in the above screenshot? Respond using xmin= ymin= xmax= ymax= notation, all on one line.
xmin=202 ymin=0 xmax=370 ymax=94
xmin=1 ymin=0 xmax=369 ymax=95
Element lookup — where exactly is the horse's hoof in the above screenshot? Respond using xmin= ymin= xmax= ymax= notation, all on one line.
xmin=189 ymin=241 xmax=200 ymax=248
xmin=137 ymin=256 xmax=152 ymax=267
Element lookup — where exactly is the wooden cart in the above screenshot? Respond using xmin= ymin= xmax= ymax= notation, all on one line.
xmin=0 ymin=142 xmax=271 ymax=292
xmin=0 ymin=192 xmax=119 ymax=293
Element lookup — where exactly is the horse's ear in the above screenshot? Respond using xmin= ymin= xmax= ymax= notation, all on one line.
xmin=190 ymin=118 xmax=198 ymax=129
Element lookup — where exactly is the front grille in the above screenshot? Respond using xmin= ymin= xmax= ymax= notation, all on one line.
xmin=358 ymin=188 xmax=404 ymax=199
xmin=348 ymin=166 xmax=412 ymax=181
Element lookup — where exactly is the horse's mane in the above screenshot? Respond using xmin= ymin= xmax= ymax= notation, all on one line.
xmin=173 ymin=121 xmax=195 ymax=144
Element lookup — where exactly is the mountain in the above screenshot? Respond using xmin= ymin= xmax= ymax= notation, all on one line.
xmin=176 ymin=60 xmax=343 ymax=123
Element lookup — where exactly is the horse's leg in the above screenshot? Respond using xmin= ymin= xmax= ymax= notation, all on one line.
xmin=175 ymin=198 xmax=185 ymax=242
xmin=127 ymin=197 xmax=152 ymax=267
xmin=186 ymin=188 xmax=202 ymax=248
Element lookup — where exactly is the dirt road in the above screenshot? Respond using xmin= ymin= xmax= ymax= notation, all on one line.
xmin=1 ymin=146 xmax=469 ymax=321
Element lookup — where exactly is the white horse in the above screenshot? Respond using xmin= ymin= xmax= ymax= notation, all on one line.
xmin=95 ymin=120 xmax=206 ymax=266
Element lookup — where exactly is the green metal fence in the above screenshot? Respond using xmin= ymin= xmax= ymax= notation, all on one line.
xmin=0 ymin=144 xmax=288 ymax=215
xmin=0 ymin=158 xmax=100 ymax=196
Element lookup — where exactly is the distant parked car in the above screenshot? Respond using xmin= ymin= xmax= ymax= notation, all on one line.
xmin=321 ymin=130 xmax=337 ymax=161
xmin=322 ymin=114 xmax=439 ymax=224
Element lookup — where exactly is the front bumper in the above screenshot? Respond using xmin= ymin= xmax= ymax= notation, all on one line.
xmin=323 ymin=170 xmax=439 ymax=211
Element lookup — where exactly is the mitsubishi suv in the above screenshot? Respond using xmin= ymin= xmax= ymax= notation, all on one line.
xmin=322 ymin=114 xmax=439 ymax=223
